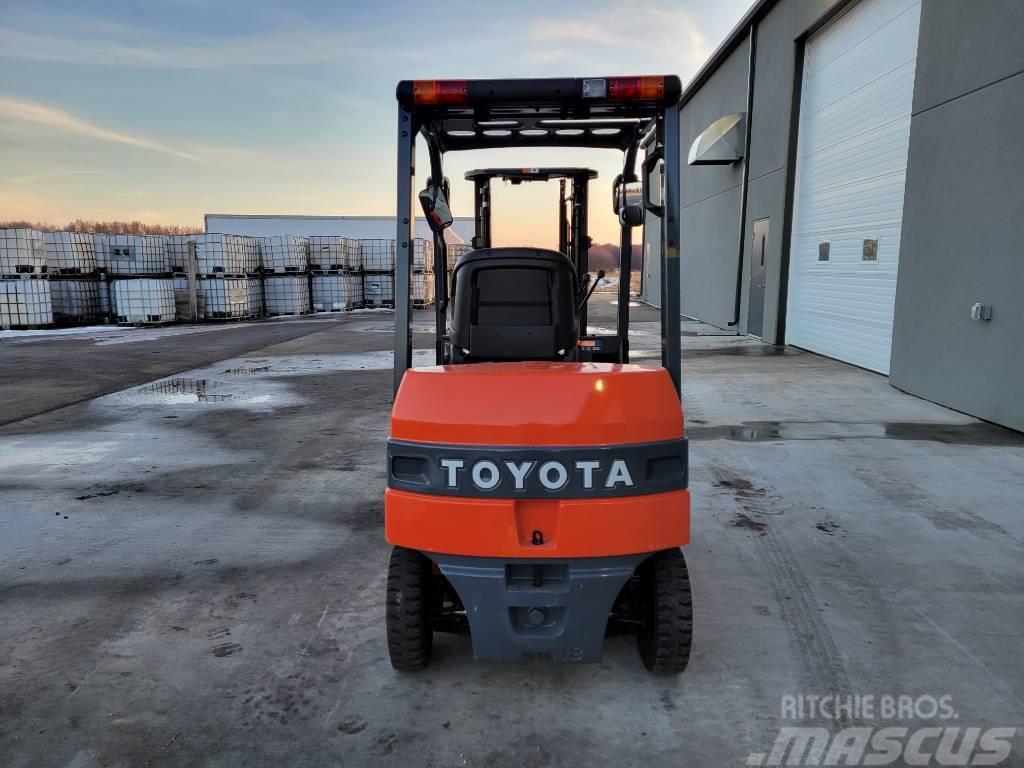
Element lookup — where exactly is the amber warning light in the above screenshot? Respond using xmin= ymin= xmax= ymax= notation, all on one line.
xmin=413 ymin=80 xmax=468 ymax=105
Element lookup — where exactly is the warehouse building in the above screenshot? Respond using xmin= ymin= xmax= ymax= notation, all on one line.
xmin=203 ymin=214 xmax=472 ymax=244
xmin=642 ymin=0 xmax=1023 ymax=431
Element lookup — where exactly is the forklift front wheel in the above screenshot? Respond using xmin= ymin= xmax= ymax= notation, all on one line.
xmin=386 ymin=546 xmax=433 ymax=671
xmin=637 ymin=548 xmax=693 ymax=675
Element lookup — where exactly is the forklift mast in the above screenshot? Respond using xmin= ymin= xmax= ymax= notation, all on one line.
xmin=463 ymin=167 xmax=597 ymax=332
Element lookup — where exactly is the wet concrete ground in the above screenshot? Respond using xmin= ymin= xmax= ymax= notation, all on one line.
xmin=1 ymin=298 xmax=1023 ymax=767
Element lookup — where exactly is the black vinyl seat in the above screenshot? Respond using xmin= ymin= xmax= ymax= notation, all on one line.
xmin=449 ymin=247 xmax=579 ymax=362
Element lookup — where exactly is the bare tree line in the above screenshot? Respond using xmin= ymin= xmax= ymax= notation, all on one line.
xmin=0 ymin=219 xmax=201 ymax=235
xmin=588 ymin=243 xmax=643 ymax=272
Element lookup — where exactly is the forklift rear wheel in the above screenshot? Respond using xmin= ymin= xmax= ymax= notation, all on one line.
xmin=386 ymin=546 xmax=433 ymax=671
xmin=637 ymin=548 xmax=693 ymax=674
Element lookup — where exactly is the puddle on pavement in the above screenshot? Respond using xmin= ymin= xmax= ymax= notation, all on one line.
xmin=349 ymin=323 xmax=435 ymax=335
xmin=95 ymin=350 xmax=435 ymax=413
xmin=685 ymin=345 xmax=800 ymax=358
xmin=140 ymin=378 xmax=238 ymax=403
xmin=687 ymin=420 xmax=1024 ymax=446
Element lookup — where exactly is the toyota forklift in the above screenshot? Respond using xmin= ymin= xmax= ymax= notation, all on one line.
xmin=386 ymin=76 xmax=691 ymax=673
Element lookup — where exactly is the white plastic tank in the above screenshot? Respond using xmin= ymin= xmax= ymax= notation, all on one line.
xmin=194 ymin=233 xmax=247 ymax=276
xmin=308 ymin=237 xmax=361 ymax=272
xmin=246 ymin=277 xmax=264 ymax=316
xmin=195 ymin=277 xmax=256 ymax=319
xmin=412 ymin=238 xmax=434 ymax=272
xmin=447 ymin=243 xmax=472 ymax=270
xmin=97 ymin=277 xmax=113 ymax=320
xmin=150 ymin=235 xmax=169 ymax=271
xmin=172 ymin=274 xmax=207 ymax=321
xmin=259 ymin=236 xmax=309 ymax=273
xmin=93 ymin=234 xmax=110 ymax=271
xmin=0 ymin=279 xmax=53 ymax=328
xmin=312 ymin=274 xmax=363 ymax=311
xmin=264 ymin=275 xmax=310 ymax=315
xmin=347 ymin=239 xmax=363 ymax=272
xmin=112 ymin=279 xmax=175 ymax=323
xmin=362 ymin=274 xmax=394 ymax=306
xmin=360 ymin=239 xmax=395 ymax=272
xmin=411 ymin=272 xmax=435 ymax=306
xmin=1 ymin=229 xmax=47 ymax=277
xmin=238 ymin=236 xmax=261 ymax=275
xmin=44 ymin=232 xmax=97 ymax=274
xmin=50 ymin=279 xmax=102 ymax=323
xmin=167 ymin=235 xmax=203 ymax=273
xmin=103 ymin=235 xmax=169 ymax=275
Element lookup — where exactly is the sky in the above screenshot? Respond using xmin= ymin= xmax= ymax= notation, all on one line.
xmin=0 ymin=0 xmax=753 ymax=247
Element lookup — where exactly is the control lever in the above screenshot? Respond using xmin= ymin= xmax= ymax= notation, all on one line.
xmin=578 ymin=269 xmax=605 ymax=311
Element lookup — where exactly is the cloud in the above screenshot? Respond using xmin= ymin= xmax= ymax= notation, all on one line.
xmin=0 ymin=20 xmax=389 ymax=109
xmin=0 ymin=97 xmax=197 ymax=160
xmin=0 ymin=97 xmax=284 ymax=169
xmin=0 ymin=22 xmax=359 ymax=74
xmin=9 ymin=169 xmax=113 ymax=185
xmin=528 ymin=6 xmax=713 ymax=78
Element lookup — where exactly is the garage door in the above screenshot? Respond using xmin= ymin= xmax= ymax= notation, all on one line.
xmin=786 ymin=0 xmax=921 ymax=374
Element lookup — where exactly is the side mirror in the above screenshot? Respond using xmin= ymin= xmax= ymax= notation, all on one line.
xmin=612 ymin=175 xmax=644 ymax=228
xmin=642 ymin=155 xmax=664 ymax=214
xmin=419 ymin=184 xmax=453 ymax=232
xmin=612 ymin=175 xmax=643 ymax=215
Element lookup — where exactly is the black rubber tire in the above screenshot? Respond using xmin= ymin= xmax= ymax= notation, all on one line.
xmin=385 ymin=546 xmax=433 ymax=671
xmin=637 ymin=548 xmax=693 ymax=674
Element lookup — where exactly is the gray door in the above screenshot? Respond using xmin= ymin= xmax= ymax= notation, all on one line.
xmin=748 ymin=218 xmax=769 ymax=338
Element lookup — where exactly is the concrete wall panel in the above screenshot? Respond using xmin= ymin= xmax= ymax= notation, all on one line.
xmin=680 ymin=39 xmax=749 ymax=209
xmin=680 ymin=186 xmax=743 ymax=329
xmin=747 ymin=0 xmax=798 ymax=180
xmin=677 ymin=40 xmax=748 ymax=325
xmin=890 ymin=72 xmax=1024 ymax=431
xmin=912 ymin=0 xmax=1024 ymax=114
xmin=795 ymin=0 xmax=844 ymax=36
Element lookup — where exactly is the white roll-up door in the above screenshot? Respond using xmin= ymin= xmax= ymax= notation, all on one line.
xmin=786 ymin=0 xmax=921 ymax=374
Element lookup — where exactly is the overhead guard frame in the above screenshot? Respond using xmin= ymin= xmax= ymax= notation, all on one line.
xmin=394 ymin=76 xmax=683 ymax=400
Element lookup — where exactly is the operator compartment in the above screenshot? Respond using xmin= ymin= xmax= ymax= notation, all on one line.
xmin=386 ymin=362 xmax=690 ymax=558
xmin=448 ymin=247 xmax=579 ymax=363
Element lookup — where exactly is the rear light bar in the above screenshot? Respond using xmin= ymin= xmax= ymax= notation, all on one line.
xmin=413 ymin=80 xmax=468 ymax=105
xmin=584 ymin=77 xmax=665 ymax=100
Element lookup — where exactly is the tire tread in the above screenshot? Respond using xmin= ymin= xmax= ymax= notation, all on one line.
xmin=638 ymin=548 xmax=693 ymax=674
xmin=385 ymin=546 xmax=433 ymax=671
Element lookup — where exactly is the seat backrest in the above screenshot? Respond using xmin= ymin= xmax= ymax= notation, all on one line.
xmin=449 ymin=247 xmax=579 ymax=362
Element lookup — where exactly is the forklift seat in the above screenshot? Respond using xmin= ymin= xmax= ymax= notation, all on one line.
xmin=449 ymin=247 xmax=579 ymax=362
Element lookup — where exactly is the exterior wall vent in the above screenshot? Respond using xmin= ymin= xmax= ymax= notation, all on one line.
xmin=687 ymin=113 xmax=745 ymax=165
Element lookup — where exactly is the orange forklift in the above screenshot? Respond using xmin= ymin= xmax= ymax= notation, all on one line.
xmin=386 ymin=76 xmax=691 ymax=673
